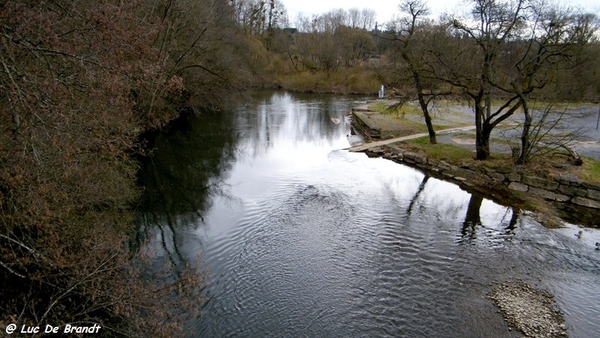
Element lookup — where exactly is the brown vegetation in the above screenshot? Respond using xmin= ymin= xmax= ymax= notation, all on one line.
xmin=0 ymin=0 xmax=247 ymax=336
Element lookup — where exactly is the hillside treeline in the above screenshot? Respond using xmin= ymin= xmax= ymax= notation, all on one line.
xmin=252 ymin=1 xmax=599 ymax=102
xmin=247 ymin=0 xmax=599 ymax=160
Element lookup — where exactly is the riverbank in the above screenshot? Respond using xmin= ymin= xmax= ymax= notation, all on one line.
xmin=349 ymin=99 xmax=600 ymax=337
xmin=350 ymin=100 xmax=600 ymax=228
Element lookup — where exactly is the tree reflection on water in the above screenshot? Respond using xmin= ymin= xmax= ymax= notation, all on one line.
xmin=135 ymin=109 xmax=239 ymax=268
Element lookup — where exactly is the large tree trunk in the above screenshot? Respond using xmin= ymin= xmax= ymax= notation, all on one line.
xmin=474 ymin=97 xmax=491 ymax=160
xmin=414 ymin=72 xmax=437 ymax=144
xmin=517 ymin=102 xmax=532 ymax=165
xmin=476 ymin=130 xmax=491 ymax=160
xmin=405 ymin=52 xmax=437 ymax=144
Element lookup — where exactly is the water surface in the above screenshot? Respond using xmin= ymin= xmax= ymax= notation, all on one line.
xmin=139 ymin=92 xmax=600 ymax=337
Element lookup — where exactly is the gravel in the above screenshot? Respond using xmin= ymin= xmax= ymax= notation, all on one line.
xmin=489 ymin=280 xmax=568 ymax=338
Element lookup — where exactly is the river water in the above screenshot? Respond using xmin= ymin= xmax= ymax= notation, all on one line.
xmin=138 ymin=92 xmax=600 ymax=337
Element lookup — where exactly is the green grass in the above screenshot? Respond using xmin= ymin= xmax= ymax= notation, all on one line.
xmin=367 ymin=101 xmax=387 ymax=112
xmin=368 ymin=102 xmax=423 ymax=116
xmin=406 ymin=135 xmax=515 ymax=166
xmin=578 ymin=157 xmax=600 ymax=184
xmin=407 ymin=136 xmax=475 ymax=162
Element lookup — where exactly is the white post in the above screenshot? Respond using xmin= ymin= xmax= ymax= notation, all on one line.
xmin=379 ymin=85 xmax=385 ymax=99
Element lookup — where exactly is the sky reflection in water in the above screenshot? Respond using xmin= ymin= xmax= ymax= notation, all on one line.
xmin=139 ymin=92 xmax=600 ymax=338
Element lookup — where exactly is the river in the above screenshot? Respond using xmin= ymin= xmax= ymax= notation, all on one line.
xmin=138 ymin=91 xmax=600 ymax=337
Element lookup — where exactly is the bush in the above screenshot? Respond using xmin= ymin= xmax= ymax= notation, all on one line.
xmin=0 ymin=1 xmax=204 ymax=336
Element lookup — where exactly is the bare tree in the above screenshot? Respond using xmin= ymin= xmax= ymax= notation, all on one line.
xmin=434 ymin=0 xmax=528 ymax=160
xmin=483 ymin=1 xmax=600 ymax=164
xmin=385 ymin=0 xmax=439 ymax=143
xmin=505 ymin=104 xmax=584 ymax=165
xmin=360 ymin=8 xmax=377 ymax=31
xmin=334 ymin=26 xmax=377 ymax=66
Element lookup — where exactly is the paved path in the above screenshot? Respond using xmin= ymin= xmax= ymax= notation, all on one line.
xmin=345 ymin=125 xmax=477 ymax=152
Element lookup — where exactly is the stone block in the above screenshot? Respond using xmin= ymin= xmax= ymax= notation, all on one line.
xmin=529 ymin=187 xmax=556 ymax=200
xmin=403 ymin=152 xmax=427 ymax=165
xmin=587 ymin=189 xmax=600 ymax=201
xmin=507 ymin=172 xmax=521 ymax=182
xmin=487 ymin=172 xmax=506 ymax=182
xmin=522 ymin=176 xmax=559 ymax=191
xmin=554 ymin=194 xmax=571 ymax=202
xmin=582 ymin=182 xmax=600 ymax=190
xmin=558 ymin=185 xmax=587 ymax=197
xmin=572 ymin=197 xmax=600 ymax=209
xmin=508 ymin=182 xmax=529 ymax=192
xmin=557 ymin=173 xmax=581 ymax=186
xmin=438 ymin=161 xmax=451 ymax=170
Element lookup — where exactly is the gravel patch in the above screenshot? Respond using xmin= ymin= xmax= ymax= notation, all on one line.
xmin=489 ymin=280 xmax=568 ymax=338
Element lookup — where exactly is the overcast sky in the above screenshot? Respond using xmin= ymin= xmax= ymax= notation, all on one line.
xmin=282 ymin=0 xmax=600 ymax=26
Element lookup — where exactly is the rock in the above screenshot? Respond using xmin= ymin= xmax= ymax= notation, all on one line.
xmin=438 ymin=161 xmax=452 ymax=170
xmin=572 ymin=197 xmax=600 ymax=209
xmin=557 ymin=173 xmax=581 ymax=186
xmin=558 ymin=184 xmax=588 ymax=197
xmin=507 ymin=172 xmax=522 ymax=182
xmin=581 ymin=182 xmax=600 ymax=190
xmin=529 ymin=187 xmax=557 ymax=200
xmin=554 ymin=194 xmax=570 ymax=202
xmin=487 ymin=172 xmax=506 ymax=182
xmin=403 ymin=152 xmax=427 ymax=165
xmin=586 ymin=189 xmax=600 ymax=201
xmin=522 ymin=176 xmax=559 ymax=191
xmin=508 ymin=182 xmax=529 ymax=192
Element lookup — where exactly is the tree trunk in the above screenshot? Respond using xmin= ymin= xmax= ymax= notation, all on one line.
xmin=414 ymin=72 xmax=437 ymax=144
xmin=476 ymin=130 xmax=491 ymax=160
xmin=405 ymin=52 xmax=437 ymax=144
xmin=474 ymin=97 xmax=490 ymax=160
xmin=517 ymin=102 xmax=532 ymax=165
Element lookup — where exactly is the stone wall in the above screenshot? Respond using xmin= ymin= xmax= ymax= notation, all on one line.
xmin=352 ymin=111 xmax=381 ymax=139
xmin=369 ymin=145 xmax=600 ymax=210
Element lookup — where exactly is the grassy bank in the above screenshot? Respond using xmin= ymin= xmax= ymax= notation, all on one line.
xmin=396 ymin=136 xmax=600 ymax=227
